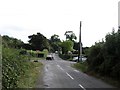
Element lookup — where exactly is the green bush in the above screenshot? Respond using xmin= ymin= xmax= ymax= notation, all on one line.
xmin=87 ymin=44 xmax=104 ymax=72
xmin=2 ymin=48 xmax=30 ymax=89
xmin=43 ymin=49 xmax=48 ymax=58
xmin=27 ymin=49 xmax=48 ymax=58
xmin=19 ymin=49 xmax=27 ymax=55
xmin=87 ymin=30 xmax=120 ymax=81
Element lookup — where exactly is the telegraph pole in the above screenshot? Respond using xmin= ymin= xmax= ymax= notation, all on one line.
xmin=78 ymin=21 xmax=82 ymax=62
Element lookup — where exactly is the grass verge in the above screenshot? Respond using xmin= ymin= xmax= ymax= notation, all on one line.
xmin=30 ymin=57 xmax=45 ymax=61
xmin=72 ymin=62 xmax=88 ymax=73
xmin=17 ymin=62 xmax=43 ymax=88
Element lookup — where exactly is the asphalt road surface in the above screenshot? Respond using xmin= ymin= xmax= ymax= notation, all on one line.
xmin=36 ymin=53 xmax=115 ymax=89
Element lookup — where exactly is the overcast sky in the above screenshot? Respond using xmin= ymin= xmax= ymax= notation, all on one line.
xmin=0 ymin=0 xmax=119 ymax=47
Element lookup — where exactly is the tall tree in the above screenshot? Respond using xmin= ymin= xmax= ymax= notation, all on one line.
xmin=49 ymin=34 xmax=61 ymax=52
xmin=28 ymin=33 xmax=50 ymax=51
xmin=50 ymin=34 xmax=61 ymax=42
xmin=64 ymin=31 xmax=77 ymax=41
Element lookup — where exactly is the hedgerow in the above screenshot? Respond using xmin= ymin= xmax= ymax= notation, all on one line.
xmin=2 ymin=48 xmax=29 ymax=89
xmin=87 ymin=30 xmax=120 ymax=81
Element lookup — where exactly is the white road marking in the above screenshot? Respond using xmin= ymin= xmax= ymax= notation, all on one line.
xmin=74 ymin=70 xmax=79 ymax=73
xmin=66 ymin=72 xmax=74 ymax=80
xmin=45 ymin=65 xmax=49 ymax=72
xmin=45 ymin=67 xmax=48 ymax=72
xmin=67 ymin=66 xmax=70 ymax=68
xmin=57 ymin=65 xmax=64 ymax=71
xmin=79 ymin=84 xmax=86 ymax=90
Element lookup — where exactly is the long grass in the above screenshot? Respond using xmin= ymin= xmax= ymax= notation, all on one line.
xmin=73 ymin=62 xmax=88 ymax=72
xmin=17 ymin=62 xmax=43 ymax=88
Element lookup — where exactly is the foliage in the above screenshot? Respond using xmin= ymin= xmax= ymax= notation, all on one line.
xmin=50 ymin=34 xmax=61 ymax=42
xmin=0 ymin=35 xmax=2 ymax=60
xmin=2 ymin=34 xmax=44 ymax=89
xmin=28 ymin=33 xmax=50 ymax=51
xmin=82 ymin=47 xmax=89 ymax=55
xmin=22 ymin=43 xmax=32 ymax=50
xmin=73 ymin=62 xmax=88 ymax=72
xmin=49 ymin=34 xmax=61 ymax=52
xmin=27 ymin=49 xmax=48 ymax=58
xmin=64 ymin=31 xmax=77 ymax=41
xmin=17 ymin=62 xmax=43 ymax=88
xmin=2 ymin=48 xmax=30 ymax=89
xmin=60 ymin=40 xmax=74 ymax=54
xmin=87 ymin=29 xmax=120 ymax=81
xmin=73 ymin=42 xmax=79 ymax=50
xmin=59 ymin=53 xmax=71 ymax=60
xmin=43 ymin=49 xmax=48 ymax=58
xmin=19 ymin=49 xmax=27 ymax=55
xmin=2 ymin=47 xmax=43 ymax=89
xmin=87 ymin=42 xmax=104 ymax=72
xmin=2 ymin=35 xmax=24 ymax=49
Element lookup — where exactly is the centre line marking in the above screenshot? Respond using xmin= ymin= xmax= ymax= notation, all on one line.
xmin=66 ymin=72 xmax=74 ymax=80
xmin=57 ymin=65 xmax=64 ymax=71
xmin=79 ymin=84 xmax=86 ymax=90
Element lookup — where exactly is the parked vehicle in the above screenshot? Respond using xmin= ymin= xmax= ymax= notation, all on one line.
xmin=72 ymin=56 xmax=87 ymax=62
xmin=46 ymin=54 xmax=54 ymax=60
xmin=55 ymin=51 xmax=58 ymax=54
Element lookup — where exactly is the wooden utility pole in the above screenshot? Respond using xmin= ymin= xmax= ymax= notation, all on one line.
xmin=78 ymin=21 xmax=82 ymax=62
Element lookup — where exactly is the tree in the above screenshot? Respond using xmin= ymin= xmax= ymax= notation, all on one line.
xmin=60 ymin=40 xmax=74 ymax=54
xmin=87 ymin=28 xmax=120 ymax=80
xmin=73 ymin=42 xmax=79 ymax=50
xmin=22 ymin=43 xmax=32 ymax=50
xmin=49 ymin=34 xmax=61 ymax=52
xmin=28 ymin=33 xmax=50 ymax=51
xmin=64 ymin=31 xmax=77 ymax=41
xmin=2 ymin=35 xmax=24 ymax=49
xmin=50 ymin=34 xmax=61 ymax=42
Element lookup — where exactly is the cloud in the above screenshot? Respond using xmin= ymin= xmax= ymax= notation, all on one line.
xmin=0 ymin=0 xmax=118 ymax=47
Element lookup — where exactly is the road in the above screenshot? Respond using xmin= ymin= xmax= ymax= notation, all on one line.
xmin=36 ymin=53 xmax=115 ymax=89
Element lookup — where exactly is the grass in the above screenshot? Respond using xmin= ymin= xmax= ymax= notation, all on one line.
xmin=73 ymin=62 xmax=120 ymax=88
xmin=72 ymin=62 xmax=88 ymax=73
xmin=30 ymin=57 xmax=45 ymax=61
xmin=17 ymin=62 xmax=43 ymax=88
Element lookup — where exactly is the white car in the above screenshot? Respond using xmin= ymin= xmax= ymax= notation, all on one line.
xmin=73 ymin=56 xmax=87 ymax=62
xmin=46 ymin=54 xmax=54 ymax=60
xmin=55 ymin=51 xmax=58 ymax=54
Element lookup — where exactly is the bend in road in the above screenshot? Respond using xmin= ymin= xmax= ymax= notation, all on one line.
xmin=36 ymin=53 xmax=115 ymax=89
